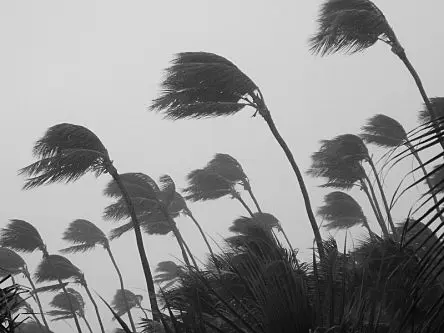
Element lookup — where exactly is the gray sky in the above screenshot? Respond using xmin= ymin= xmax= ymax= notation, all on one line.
xmin=1 ymin=1 xmax=443 ymax=332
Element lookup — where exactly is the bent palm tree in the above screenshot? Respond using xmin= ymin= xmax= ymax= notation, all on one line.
xmin=151 ymin=52 xmax=324 ymax=256
xmin=361 ymin=114 xmax=444 ymax=224
xmin=48 ymin=288 xmax=93 ymax=333
xmin=60 ymin=219 xmax=137 ymax=333
xmin=0 ymin=247 xmax=50 ymax=332
xmin=19 ymin=123 xmax=161 ymax=322
xmin=35 ymin=254 xmax=105 ymax=333
xmin=310 ymin=0 xmax=444 ymax=150
xmin=0 ymin=219 xmax=82 ymax=333
xmin=318 ymin=191 xmax=373 ymax=237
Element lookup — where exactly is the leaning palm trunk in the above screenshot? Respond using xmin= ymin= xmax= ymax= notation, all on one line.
xmin=23 ymin=269 xmax=51 ymax=332
xmin=105 ymin=246 xmax=137 ymax=332
xmin=80 ymin=277 xmax=105 ymax=333
xmin=81 ymin=316 xmax=94 ymax=333
xmin=360 ymin=179 xmax=389 ymax=238
xmin=184 ymin=209 xmax=216 ymax=262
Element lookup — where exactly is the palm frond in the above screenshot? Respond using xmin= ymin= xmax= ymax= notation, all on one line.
xmin=361 ymin=114 xmax=407 ymax=148
xmin=229 ymin=213 xmax=280 ymax=235
xmin=427 ymin=164 xmax=444 ymax=195
xmin=31 ymin=282 xmax=69 ymax=294
xmin=310 ymin=0 xmax=395 ymax=55
xmin=109 ymin=212 xmax=173 ymax=240
xmin=318 ymin=191 xmax=367 ymax=230
xmin=19 ymin=123 xmax=109 ymax=189
xmin=418 ymin=97 xmax=444 ymax=124
xmin=158 ymin=174 xmax=177 ymax=207
xmin=50 ymin=288 xmax=84 ymax=316
xmin=154 ymin=261 xmax=183 ymax=285
xmin=60 ymin=219 xmax=108 ymax=253
xmin=34 ymin=255 xmax=82 ymax=283
xmin=104 ymin=172 xmax=159 ymax=200
xmin=150 ymin=52 xmax=258 ymax=119
xmin=183 ymin=168 xmax=233 ymax=202
xmin=111 ymin=289 xmax=143 ymax=317
xmin=206 ymin=153 xmax=248 ymax=183
xmin=0 ymin=219 xmax=46 ymax=253
xmin=0 ymin=248 xmax=25 ymax=276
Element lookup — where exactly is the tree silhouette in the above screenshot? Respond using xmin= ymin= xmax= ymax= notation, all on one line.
xmin=19 ymin=123 xmax=162 ymax=322
xmin=60 ymin=219 xmax=137 ymax=333
xmin=151 ymin=51 xmax=324 ymax=256
xmin=111 ymin=289 xmax=145 ymax=320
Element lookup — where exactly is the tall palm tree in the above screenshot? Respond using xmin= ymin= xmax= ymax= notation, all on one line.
xmin=103 ymin=173 xmax=195 ymax=267
xmin=0 ymin=219 xmax=83 ymax=333
xmin=361 ymin=114 xmax=444 ymax=224
xmin=150 ymin=51 xmax=324 ymax=256
xmin=309 ymin=134 xmax=395 ymax=235
xmin=48 ymin=288 xmax=93 ymax=333
xmin=0 ymin=247 xmax=50 ymax=332
xmin=60 ymin=219 xmax=137 ymax=333
xmin=309 ymin=0 xmax=444 ymax=151
xmin=34 ymin=254 xmax=105 ymax=333
xmin=19 ymin=123 xmax=161 ymax=322
xmin=318 ymin=191 xmax=373 ymax=237
xmin=111 ymin=289 xmax=146 ymax=321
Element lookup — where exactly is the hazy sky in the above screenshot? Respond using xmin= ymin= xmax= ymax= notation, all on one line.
xmin=2 ymin=1 xmax=444 ymax=332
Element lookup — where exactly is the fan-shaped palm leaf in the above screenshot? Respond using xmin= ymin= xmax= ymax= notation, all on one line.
xmin=60 ymin=219 xmax=108 ymax=254
xmin=0 ymin=220 xmax=46 ymax=254
xmin=318 ymin=191 xmax=372 ymax=235
xmin=111 ymin=289 xmax=143 ymax=317
xmin=151 ymin=51 xmax=324 ymax=256
xmin=361 ymin=114 xmax=407 ymax=148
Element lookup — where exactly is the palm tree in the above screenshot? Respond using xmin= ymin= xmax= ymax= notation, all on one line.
xmin=48 ymin=288 xmax=93 ymax=333
xmin=60 ymin=219 xmax=137 ymax=333
xmin=111 ymin=289 xmax=146 ymax=321
xmin=309 ymin=0 xmax=444 ymax=151
xmin=361 ymin=114 xmax=444 ymax=224
xmin=150 ymin=52 xmax=324 ymax=256
xmin=0 ymin=247 xmax=51 ymax=332
xmin=103 ymin=173 xmax=195 ymax=267
xmin=0 ymin=219 xmax=83 ymax=333
xmin=308 ymin=134 xmax=394 ymax=236
xmin=154 ymin=261 xmax=183 ymax=290
xmin=34 ymin=254 xmax=105 ymax=333
xmin=19 ymin=123 xmax=162 ymax=322
xmin=318 ymin=191 xmax=373 ymax=237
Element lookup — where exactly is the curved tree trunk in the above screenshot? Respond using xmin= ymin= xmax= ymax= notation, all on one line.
xmin=244 ymin=183 xmax=262 ymax=213
xmin=171 ymin=224 xmax=197 ymax=268
xmin=260 ymin=109 xmax=324 ymax=257
xmin=23 ymin=269 xmax=51 ymax=332
xmin=279 ymin=226 xmax=295 ymax=251
xmin=81 ymin=279 xmax=105 ymax=333
xmin=107 ymin=166 xmax=161 ymax=322
xmin=81 ymin=315 xmax=94 ymax=333
xmin=232 ymin=191 xmax=255 ymax=217
xmin=360 ymin=179 xmax=390 ymax=238
xmin=185 ymin=210 xmax=216 ymax=260
xmin=105 ymin=246 xmax=137 ymax=333
xmin=367 ymin=158 xmax=397 ymax=234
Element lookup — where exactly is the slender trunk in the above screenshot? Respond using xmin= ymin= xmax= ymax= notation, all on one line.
xmin=185 ymin=210 xmax=216 ymax=260
xmin=244 ymin=183 xmax=262 ymax=213
xmin=260 ymin=110 xmax=324 ymax=257
xmin=360 ymin=179 xmax=389 ymax=238
xmin=407 ymin=142 xmax=444 ymax=224
xmin=42 ymin=251 xmax=83 ymax=333
xmin=138 ymin=303 xmax=149 ymax=320
xmin=232 ymin=191 xmax=254 ymax=217
xmin=107 ymin=166 xmax=161 ymax=322
xmin=172 ymin=225 xmax=197 ymax=268
xmin=105 ymin=246 xmax=137 ymax=333
xmin=24 ymin=269 xmax=51 ymax=332
xmin=81 ymin=279 xmax=105 ymax=333
xmin=279 ymin=226 xmax=295 ymax=251
xmin=367 ymin=158 xmax=397 ymax=234
xmin=30 ymin=313 xmax=45 ymax=333
xmin=81 ymin=315 xmax=94 ymax=333
xmin=394 ymin=47 xmax=444 ymax=152
xmin=362 ymin=218 xmax=375 ymax=239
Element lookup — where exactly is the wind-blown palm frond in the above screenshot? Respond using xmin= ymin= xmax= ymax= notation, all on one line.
xmin=0 ymin=219 xmax=46 ymax=253
xmin=34 ymin=255 xmax=82 ymax=283
xmin=361 ymin=114 xmax=407 ymax=148
xmin=49 ymin=288 xmax=85 ymax=317
xmin=109 ymin=215 xmax=173 ymax=240
xmin=318 ymin=191 xmax=368 ymax=231
xmin=206 ymin=153 xmax=248 ymax=183
xmin=183 ymin=168 xmax=233 ymax=202
xmin=104 ymin=173 xmax=159 ymax=200
xmin=60 ymin=219 xmax=108 ymax=254
xmin=418 ymin=97 xmax=444 ymax=124
xmin=0 ymin=248 xmax=25 ymax=276
xmin=19 ymin=123 xmax=109 ymax=189
xmin=229 ymin=213 xmax=280 ymax=235
xmin=427 ymin=164 xmax=444 ymax=195
xmin=154 ymin=261 xmax=183 ymax=286
xmin=158 ymin=174 xmax=176 ymax=206
xmin=151 ymin=52 xmax=258 ymax=119
xmin=310 ymin=0 xmax=396 ymax=55
xmin=111 ymin=289 xmax=143 ymax=317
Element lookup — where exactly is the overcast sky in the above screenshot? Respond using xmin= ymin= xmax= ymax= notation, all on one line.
xmin=1 ymin=1 xmax=443 ymax=332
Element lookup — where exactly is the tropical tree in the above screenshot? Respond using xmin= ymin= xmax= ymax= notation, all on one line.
xmin=18 ymin=123 xmax=162 ymax=322
xmin=0 ymin=219 xmax=83 ymax=333
xmin=150 ymin=51 xmax=324 ymax=256
xmin=47 ymin=288 xmax=93 ymax=333
xmin=60 ymin=219 xmax=137 ymax=333
xmin=0 ymin=247 xmax=50 ymax=332
xmin=317 ymin=191 xmax=373 ymax=237
xmin=111 ymin=289 xmax=146 ymax=321
xmin=34 ymin=254 xmax=105 ymax=333
xmin=309 ymin=0 xmax=444 ymax=150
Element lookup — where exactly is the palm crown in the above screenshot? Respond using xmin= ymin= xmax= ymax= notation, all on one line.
xmin=0 ymin=219 xmax=46 ymax=254
xmin=111 ymin=289 xmax=143 ymax=317
xmin=61 ymin=219 xmax=109 ymax=253
xmin=361 ymin=114 xmax=408 ymax=148
xmin=48 ymin=288 xmax=85 ymax=320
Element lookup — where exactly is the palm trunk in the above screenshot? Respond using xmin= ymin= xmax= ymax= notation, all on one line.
xmin=105 ymin=246 xmax=137 ymax=333
xmin=407 ymin=142 xmax=444 ymax=224
xmin=42 ymin=250 xmax=83 ymax=333
xmin=360 ymin=179 xmax=390 ymax=238
xmin=171 ymin=224 xmax=197 ymax=268
xmin=185 ymin=210 xmax=216 ymax=261
xmin=260 ymin=109 xmax=324 ymax=257
xmin=81 ymin=279 xmax=105 ymax=333
xmin=279 ymin=226 xmax=295 ymax=251
xmin=232 ymin=191 xmax=254 ymax=217
xmin=107 ymin=166 xmax=161 ymax=322
xmin=362 ymin=218 xmax=375 ymax=239
xmin=244 ymin=183 xmax=262 ymax=213
xmin=81 ymin=315 xmax=94 ymax=333
xmin=23 ymin=269 xmax=51 ymax=332
xmin=367 ymin=158 xmax=397 ymax=234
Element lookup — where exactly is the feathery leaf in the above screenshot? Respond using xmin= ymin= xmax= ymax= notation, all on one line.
xmin=0 ymin=248 xmax=25 ymax=276
xmin=34 ymin=255 xmax=82 ymax=283
xmin=183 ymin=168 xmax=233 ymax=202
xmin=0 ymin=219 xmax=46 ymax=253
xmin=60 ymin=219 xmax=108 ymax=253
xmin=361 ymin=114 xmax=407 ymax=148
